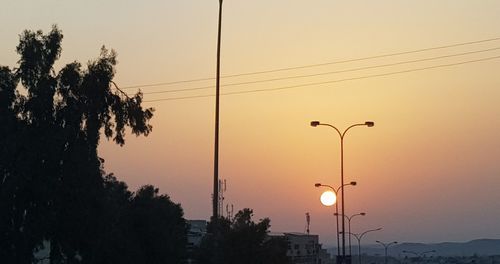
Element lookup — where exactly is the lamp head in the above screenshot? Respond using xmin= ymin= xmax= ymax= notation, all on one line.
xmin=350 ymin=181 xmax=357 ymax=186
xmin=310 ymin=121 xmax=320 ymax=127
xmin=360 ymin=212 xmax=366 ymax=216
xmin=365 ymin=121 xmax=375 ymax=127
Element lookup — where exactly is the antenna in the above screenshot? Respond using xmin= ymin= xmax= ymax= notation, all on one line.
xmin=218 ymin=179 xmax=229 ymax=218
xmin=306 ymin=212 xmax=311 ymax=234
xmin=218 ymin=179 xmax=224 ymax=217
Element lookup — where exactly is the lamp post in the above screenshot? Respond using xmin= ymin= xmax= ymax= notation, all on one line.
xmin=315 ymin=182 xmax=357 ymax=259
xmin=342 ymin=227 xmax=382 ymax=264
xmin=213 ymin=0 xmax=224 ymax=219
xmin=376 ymin=240 xmax=398 ymax=264
xmin=335 ymin=212 xmax=366 ymax=256
xmin=310 ymin=120 xmax=374 ymax=264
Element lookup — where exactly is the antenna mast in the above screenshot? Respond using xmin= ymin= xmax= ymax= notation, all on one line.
xmin=306 ymin=213 xmax=311 ymax=234
xmin=212 ymin=0 xmax=223 ymax=219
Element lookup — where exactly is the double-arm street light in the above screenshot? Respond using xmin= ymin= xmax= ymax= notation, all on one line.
xmin=335 ymin=212 xmax=366 ymax=256
xmin=310 ymin=120 xmax=374 ymax=263
xmin=376 ymin=240 xmax=398 ymax=264
xmin=315 ymin=181 xmax=357 ymax=258
xmin=342 ymin=227 xmax=382 ymax=264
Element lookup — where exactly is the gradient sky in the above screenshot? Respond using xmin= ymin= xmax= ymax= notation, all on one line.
xmin=2 ymin=1 xmax=500 ymax=245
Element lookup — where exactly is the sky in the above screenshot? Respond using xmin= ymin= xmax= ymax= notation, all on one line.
xmin=2 ymin=0 xmax=500 ymax=246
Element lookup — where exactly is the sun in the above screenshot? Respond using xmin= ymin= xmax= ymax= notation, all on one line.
xmin=320 ymin=191 xmax=337 ymax=206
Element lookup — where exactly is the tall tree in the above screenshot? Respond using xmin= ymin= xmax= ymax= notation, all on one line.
xmin=93 ymin=178 xmax=188 ymax=264
xmin=196 ymin=209 xmax=290 ymax=264
xmin=112 ymin=185 xmax=188 ymax=264
xmin=0 ymin=26 xmax=154 ymax=263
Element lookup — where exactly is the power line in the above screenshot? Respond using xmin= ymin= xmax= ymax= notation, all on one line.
xmin=123 ymin=77 xmax=214 ymax=90
xmin=123 ymin=36 xmax=500 ymax=90
xmin=143 ymin=55 xmax=500 ymax=103
xmin=140 ymin=47 xmax=500 ymax=96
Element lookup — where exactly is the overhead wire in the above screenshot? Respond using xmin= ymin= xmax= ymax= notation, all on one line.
xmin=122 ymin=36 xmax=500 ymax=90
xmin=142 ymin=55 xmax=500 ymax=102
xmin=140 ymin=46 xmax=500 ymax=96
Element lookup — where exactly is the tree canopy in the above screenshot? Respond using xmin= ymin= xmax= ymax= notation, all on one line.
xmin=94 ymin=179 xmax=188 ymax=264
xmin=1 ymin=25 xmax=290 ymax=264
xmin=0 ymin=26 xmax=190 ymax=264
xmin=195 ymin=209 xmax=290 ymax=264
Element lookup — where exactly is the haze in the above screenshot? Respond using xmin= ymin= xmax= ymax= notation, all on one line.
xmin=2 ymin=0 xmax=499 ymax=245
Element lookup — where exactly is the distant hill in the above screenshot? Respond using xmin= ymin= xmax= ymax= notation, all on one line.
xmin=328 ymin=239 xmax=500 ymax=257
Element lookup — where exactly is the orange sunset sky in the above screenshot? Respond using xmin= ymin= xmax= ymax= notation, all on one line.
xmin=2 ymin=1 xmax=500 ymax=245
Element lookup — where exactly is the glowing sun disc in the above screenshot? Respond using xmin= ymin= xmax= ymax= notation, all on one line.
xmin=320 ymin=191 xmax=337 ymax=206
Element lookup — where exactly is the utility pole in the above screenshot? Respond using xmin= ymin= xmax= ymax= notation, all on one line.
xmin=213 ymin=0 xmax=223 ymax=219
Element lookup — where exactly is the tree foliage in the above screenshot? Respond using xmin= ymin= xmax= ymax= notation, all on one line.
xmin=196 ymin=209 xmax=290 ymax=264
xmin=95 ymin=179 xmax=188 ymax=264
xmin=0 ymin=26 xmax=188 ymax=264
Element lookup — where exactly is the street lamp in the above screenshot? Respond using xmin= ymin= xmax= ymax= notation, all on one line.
xmin=310 ymin=120 xmax=374 ymax=264
xmin=376 ymin=240 xmax=398 ymax=264
xmin=335 ymin=212 xmax=366 ymax=256
xmin=342 ymin=227 xmax=382 ymax=264
xmin=213 ymin=0 xmax=224 ymax=219
xmin=315 ymin=182 xmax=356 ymax=258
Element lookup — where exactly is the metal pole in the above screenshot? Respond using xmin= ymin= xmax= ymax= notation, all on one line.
xmin=311 ymin=121 xmax=374 ymax=263
xmin=317 ymin=183 xmax=354 ymax=260
xmin=376 ymin=241 xmax=397 ymax=264
xmin=352 ymin=228 xmax=383 ymax=264
xmin=340 ymin=136 xmax=346 ymax=263
xmin=213 ymin=0 xmax=223 ymax=219
xmin=357 ymin=236 xmax=361 ymax=264
xmin=342 ymin=213 xmax=365 ymax=258
xmin=340 ymin=136 xmax=345 ymax=263
xmin=340 ymin=123 xmax=371 ymax=264
xmin=335 ymin=203 xmax=340 ymax=257
xmin=348 ymin=216 xmax=352 ymax=256
xmin=385 ymin=246 xmax=388 ymax=264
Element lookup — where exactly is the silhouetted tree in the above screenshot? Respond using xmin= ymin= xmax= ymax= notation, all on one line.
xmin=196 ymin=209 xmax=290 ymax=264
xmin=260 ymin=236 xmax=290 ymax=264
xmin=0 ymin=26 xmax=154 ymax=263
xmin=94 ymin=181 xmax=188 ymax=264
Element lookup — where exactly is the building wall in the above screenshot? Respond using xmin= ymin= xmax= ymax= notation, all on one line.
xmin=282 ymin=232 xmax=333 ymax=264
xmin=187 ymin=220 xmax=208 ymax=250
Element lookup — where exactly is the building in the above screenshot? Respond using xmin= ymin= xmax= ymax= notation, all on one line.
xmin=187 ymin=220 xmax=208 ymax=250
xmin=270 ymin=232 xmax=334 ymax=264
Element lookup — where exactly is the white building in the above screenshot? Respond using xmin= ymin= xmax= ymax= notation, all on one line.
xmin=270 ymin=232 xmax=334 ymax=264
xmin=187 ymin=220 xmax=208 ymax=250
